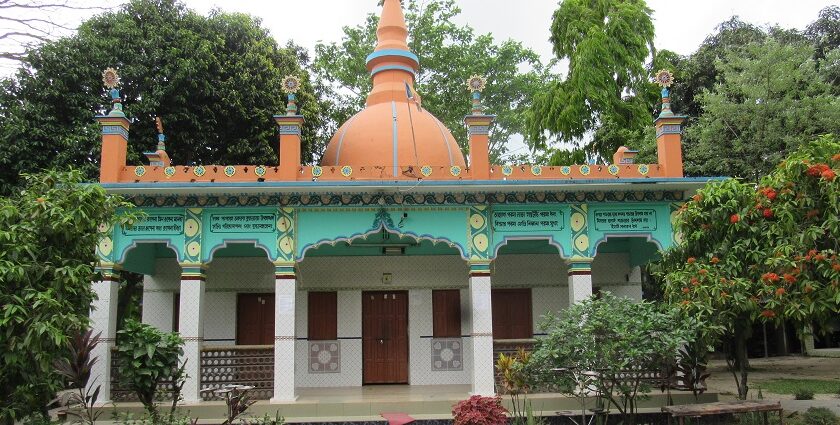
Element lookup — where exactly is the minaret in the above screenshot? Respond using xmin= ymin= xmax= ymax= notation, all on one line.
xmin=653 ymin=70 xmax=686 ymax=178
xmin=96 ymin=68 xmax=130 ymax=183
xmin=365 ymin=0 xmax=421 ymax=106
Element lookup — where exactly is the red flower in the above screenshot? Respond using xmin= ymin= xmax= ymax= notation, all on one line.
xmin=804 ymin=285 xmax=813 ymax=293
xmin=763 ymin=208 xmax=774 ymax=219
xmin=762 ymin=272 xmax=780 ymax=283
xmin=760 ymin=187 xmax=778 ymax=200
xmin=822 ymin=169 xmax=836 ymax=181
xmin=806 ymin=209 xmax=820 ymax=219
xmin=711 ymin=257 xmax=720 ymax=264
xmin=833 ymin=263 xmax=840 ymax=272
xmin=692 ymin=194 xmax=703 ymax=202
xmin=832 ymin=153 xmax=840 ymax=162
xmin=699 ymin=268 xmax=708 ymax=275
xmin=690 ymin=277 xmax=700 ymax=286
xmin=783 ymin=274 xmax=797 ymax=284
xmin=807 ymin=164 xmax=830 ymax=177
xmin=761 ymin=310 xmax=776 ymax=318
xmin=687 ymin=257 xmax=696 ymax=264
xmin=681 ymin=300 xmax=691 ymax=306
xmin=775 ymin=287 xmax=786 ymax=296
xmin=682 ymin=287 xmax=690 ymax=294
xmin=815 ymin=254 xmax=826 ymax=261
xmin=730 ymin=214 xmax=740 ymax=224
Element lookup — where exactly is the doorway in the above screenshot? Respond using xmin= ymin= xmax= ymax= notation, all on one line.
xmin=362 ymin=291 xmax=409 ymax=384
xmin=236 ymin=293 xmax=274 ymax=345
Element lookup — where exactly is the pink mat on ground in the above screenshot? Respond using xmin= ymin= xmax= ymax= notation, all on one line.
xmin=380 ymin=412 xmax=415 ymax=425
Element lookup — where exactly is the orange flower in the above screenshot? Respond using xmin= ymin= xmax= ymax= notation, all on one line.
xmin=833 ymin=263 xmax=840 ymax=272
xmin=763 ymin=208 xmax=774 ymax=219
xmin=681 ymin=300 xmax=691 ymax=306
xmin=804 ymin=285 xmax=813 ymax=293
xmin=711 ymin=257 xmax=720 ymax=264
xmin=783 ymin=274 xmax=796 ymax=284
xmin=692 ymin=194 xmax=703 ymax=202
xmin=822 ymin=169 xmax=836 ymax=181
xmin=760 ymin=310 xmax=776 ymax=318
xmin=730 ymin=214 xmax=740 ymax=224
xmin=682 ymin=287 xmax=690 ymax=294
xmin=775 ymin=287 xmax=786 ymax=296
xmin=832 ymin=153 xmax=840 ymax=162
xmin=690 ymin=277 xmax=700 ymax=286
xmin=815 ymin=254 xmax=826 ymax=261
xmin=762 ymin=272 xmax=780 ymax=283
xmin=687 ymin=257 xmax=696 ymax=264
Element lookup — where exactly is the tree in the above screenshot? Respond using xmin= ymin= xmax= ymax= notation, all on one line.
xmin=0 ymin=169 xmax=134 ymax=423
xmin=0 ymin=0 xmax=325 ymax=192
xmin=526 ymin=293 xmax=692 ymax=425
xmin=313 ymin=0 xmax=544 ymax=161
xmin=526 ymin=0 xmax=657 ymax=161
xmin=683 ymin=39 xmax=840 ymax=180
xmin=654 ymin=135 xmax=840 ymax=399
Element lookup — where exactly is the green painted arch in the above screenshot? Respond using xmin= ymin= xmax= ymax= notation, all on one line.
xmin=206 ymin=240 xmax=273 ymax=262
xmin=296 ymin=208 xmax=469 ymax=261
xmin=491 ymin=236 xmax=568 ymax=259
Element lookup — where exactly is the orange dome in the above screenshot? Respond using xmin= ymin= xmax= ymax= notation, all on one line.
xmin=320 ymin=0 xmax=466 ymax=174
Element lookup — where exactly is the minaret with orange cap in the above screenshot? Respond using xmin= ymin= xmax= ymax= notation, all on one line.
xmin=96 ymin=68 xmax=130 ymax=183
xmin=653 ymin=70 xmax=686 ymax=178
xmin=365 ymin=0 xmax=421 ymax=106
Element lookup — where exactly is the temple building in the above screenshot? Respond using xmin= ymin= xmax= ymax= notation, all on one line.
xmin=89 ymin=0 xmax=716 ymax=409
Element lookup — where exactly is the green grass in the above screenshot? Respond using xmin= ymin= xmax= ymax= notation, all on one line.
xmin=757 ymin=378 xmax=840 ymax=395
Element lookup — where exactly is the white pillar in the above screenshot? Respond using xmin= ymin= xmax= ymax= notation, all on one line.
xmin=178 ymin=265 xmax=206 ymax=404
xmin=469 ymin=264 xmax=495 ymax=396
xmin=89 ymin=268 xmax=120 ymax=404
xmin=568 ymin=260 xmax=593 ymax=305
xmin=271 ymin=265 xmax=297 ymax=402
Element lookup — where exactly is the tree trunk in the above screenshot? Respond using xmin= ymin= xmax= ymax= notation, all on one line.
xmin=734 ymin=318 xmax=750 ymax=400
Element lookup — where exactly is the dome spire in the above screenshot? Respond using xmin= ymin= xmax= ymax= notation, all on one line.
xmin=365 ymin=0 xmax=420 ymax=106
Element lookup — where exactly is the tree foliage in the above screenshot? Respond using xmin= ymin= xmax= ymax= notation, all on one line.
xmin=313 ymin=0 xmax=544 ymax=161
xmin=0 ymin=169 xmax=134 ymax=422
xmin=526 ymin=293 xmax=693 ymax=423
xmin=683 ymin=39 xmax=840 ymax=180
xmin=0 ymin=0 xmax=325 ymax=192
xmin=527 ymin=0 xmax=657 ymax=160
xmin=654 ymin=136 xmax=840 ymax=399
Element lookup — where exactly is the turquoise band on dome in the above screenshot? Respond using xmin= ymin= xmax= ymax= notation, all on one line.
xmin=365 ymin=49 xmax=420 ymax=66
xmin=370 ymin=64 xmax=417 ymax=78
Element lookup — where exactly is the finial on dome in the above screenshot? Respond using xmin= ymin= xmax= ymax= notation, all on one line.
xmin=281 ymin=75 xmax=301 ymax=116
xmin=375 ymin=0 xmax=410 ymax=52
xmin=654 ymin=69 xmax=675 ymax=118
xmin=466 ymin=75 xmax=487 ymax=115
xmin=101 ymin=67 xmax=125 ymax=118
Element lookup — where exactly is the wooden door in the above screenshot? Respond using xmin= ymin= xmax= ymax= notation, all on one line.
xmin=491 ymin=288 xmax=533 ymax=339
xmin=362 ymin=291 xmax=409 ymax=384
xmin=237 ymin=293 xmax=274 ymax=345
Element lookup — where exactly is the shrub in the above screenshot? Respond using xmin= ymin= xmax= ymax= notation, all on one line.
xmin=795 ymin=388 xmax=816 ymax=400
xmin=452 ymin=395 xmax=508 ymax=425
xmin=802 ymin=407 xmax=839 ymax=425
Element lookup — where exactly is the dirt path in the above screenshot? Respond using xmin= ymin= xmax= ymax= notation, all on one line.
xmin=706 ymin=355 xmax=840 ymax=401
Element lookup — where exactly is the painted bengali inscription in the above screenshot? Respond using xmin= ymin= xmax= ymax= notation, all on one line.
xmin=123 ymin=215 xmax=184 ymax=235
xmin=209 ymin=213 xmax=276 ymax=233
xmin=594 ymin=210 xmax=657 ymax=231
xmin=492 ymin=209 xmax=564 ymax=232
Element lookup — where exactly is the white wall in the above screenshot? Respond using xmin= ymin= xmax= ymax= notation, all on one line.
xmin=140 ymin=251 xmax=642 ymax=388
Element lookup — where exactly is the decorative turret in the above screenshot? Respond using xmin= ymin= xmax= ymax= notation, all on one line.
xmin=274 ymin=75 xmax=304 ymax=179
xmin=364 ymin=0 xmax=420 ymax=106
xmin=653 ymin=70 xmax=686 ymax=178
xmin=464 ymin=75 xmax=493 ymax=179
xmin=96 ymin=68 xmax=130 ymax=183
xmin=144 ymin=117 xmax=171 ymax=167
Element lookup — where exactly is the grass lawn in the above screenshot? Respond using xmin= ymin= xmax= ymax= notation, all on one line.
xmin=757 ymin=378 xmax=840 ymax=394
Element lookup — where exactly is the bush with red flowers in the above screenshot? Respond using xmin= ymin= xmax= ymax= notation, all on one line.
xmin=653 ymin=134 xmax=840 ymax=401
xmin=452 ymin=395 xmax=508 ymax=425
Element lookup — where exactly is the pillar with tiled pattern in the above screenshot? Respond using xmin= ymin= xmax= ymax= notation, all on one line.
xmin=468 ymin=262 xmax=495 ymax=395
xmin=178 ymin=265 xmax=206 ymax=403
xmin=271 ymin=264 xmax=297 ymax=402
xmin=89 ymin=267 xmax=120 ymax=404
xmin=568 ymin=260 xmax=593 ymax=305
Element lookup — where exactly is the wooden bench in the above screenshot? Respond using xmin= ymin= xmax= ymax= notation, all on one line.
xmin=662 ymin=400 xmax=783 ymax=425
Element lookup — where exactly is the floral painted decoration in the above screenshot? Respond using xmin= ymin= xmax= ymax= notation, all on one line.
xmin=340 ymin=165 xmax=353 ymax=177
xmin=531 ymin=165 xmax=542 ymax=176
xmin=560 ymin=166 xmax=571 ymax=176
xmin=134 ymin=166 xmax=146 ymax=177
xmin=193 ymin=165 xmax=206 ymax=177
xmin=311 ymin=166 xmax=323 ymax=178
xmin=224 ymin=165 xmax=236 ymax=177
xmin=466 ymin=75 xmax=486 ymax=93
xmin=450 ymin=165 xmax=462 ymax=177
xmin=102 ymin=67 xmax=120 ymax=88
xmin=501 ymin=165 xmax=513 ymax=176
xmin=164 ymin=166 xmax=176 ymax=178
xmin=282 ymin=75 xmax=301 ymax=94
xmin=608 ymin=164 xmax=620 ymax=176
xmin=654 ymin=69 xmax=674 ymax=87
xmin=255 ymin=165 xmax=267 ymax=177
xmin=420 ymin=165 xmax=433 ymax=177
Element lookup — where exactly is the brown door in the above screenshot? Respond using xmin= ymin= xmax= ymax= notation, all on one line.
xmin=491 ymin=288 xmax=533 ymax=339
xmin=237 ymin=293 xmax=274 ymax=345
xmin=362 ymin=291 xmax=409 ymax=384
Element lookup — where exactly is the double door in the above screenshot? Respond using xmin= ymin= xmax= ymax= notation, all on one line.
xmin=237 ymin=293 xmax=275 ymax=345
xmin=362 ymin=291 xmax=409 ymax=384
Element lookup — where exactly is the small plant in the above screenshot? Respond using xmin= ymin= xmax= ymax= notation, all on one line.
xmin=795 ymin=388 xmax=816 ymax=400
xmin=115 ymin=319 xmax=184 ymax=422
xmin=802 ymin=407 xmax=839 ymax=425
xmin=496 ymin=348 xmax=531 ymax=423
xmin=214 ymin=385 xmax=257 ymax=425
xmin=452 ymin=395 xmax=508 ymax=425
xmin=243 ymin=412 xmax=285 ymax=425
xmin=53 ymin=330 xmax=103 ymax=425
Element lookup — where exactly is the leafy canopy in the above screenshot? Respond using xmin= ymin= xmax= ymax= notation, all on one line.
xmin=527 ymin=0 xmax=657 ymax=160
xmin=0 ymin=0 xmax=325 ymax=192
xmin=0 ymin=169 xmax=135 ymax=422
xmin=313 ymin=0 xmax=545 ymax=161
xmin=655 ymin=136 xmax=840 ymax=398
